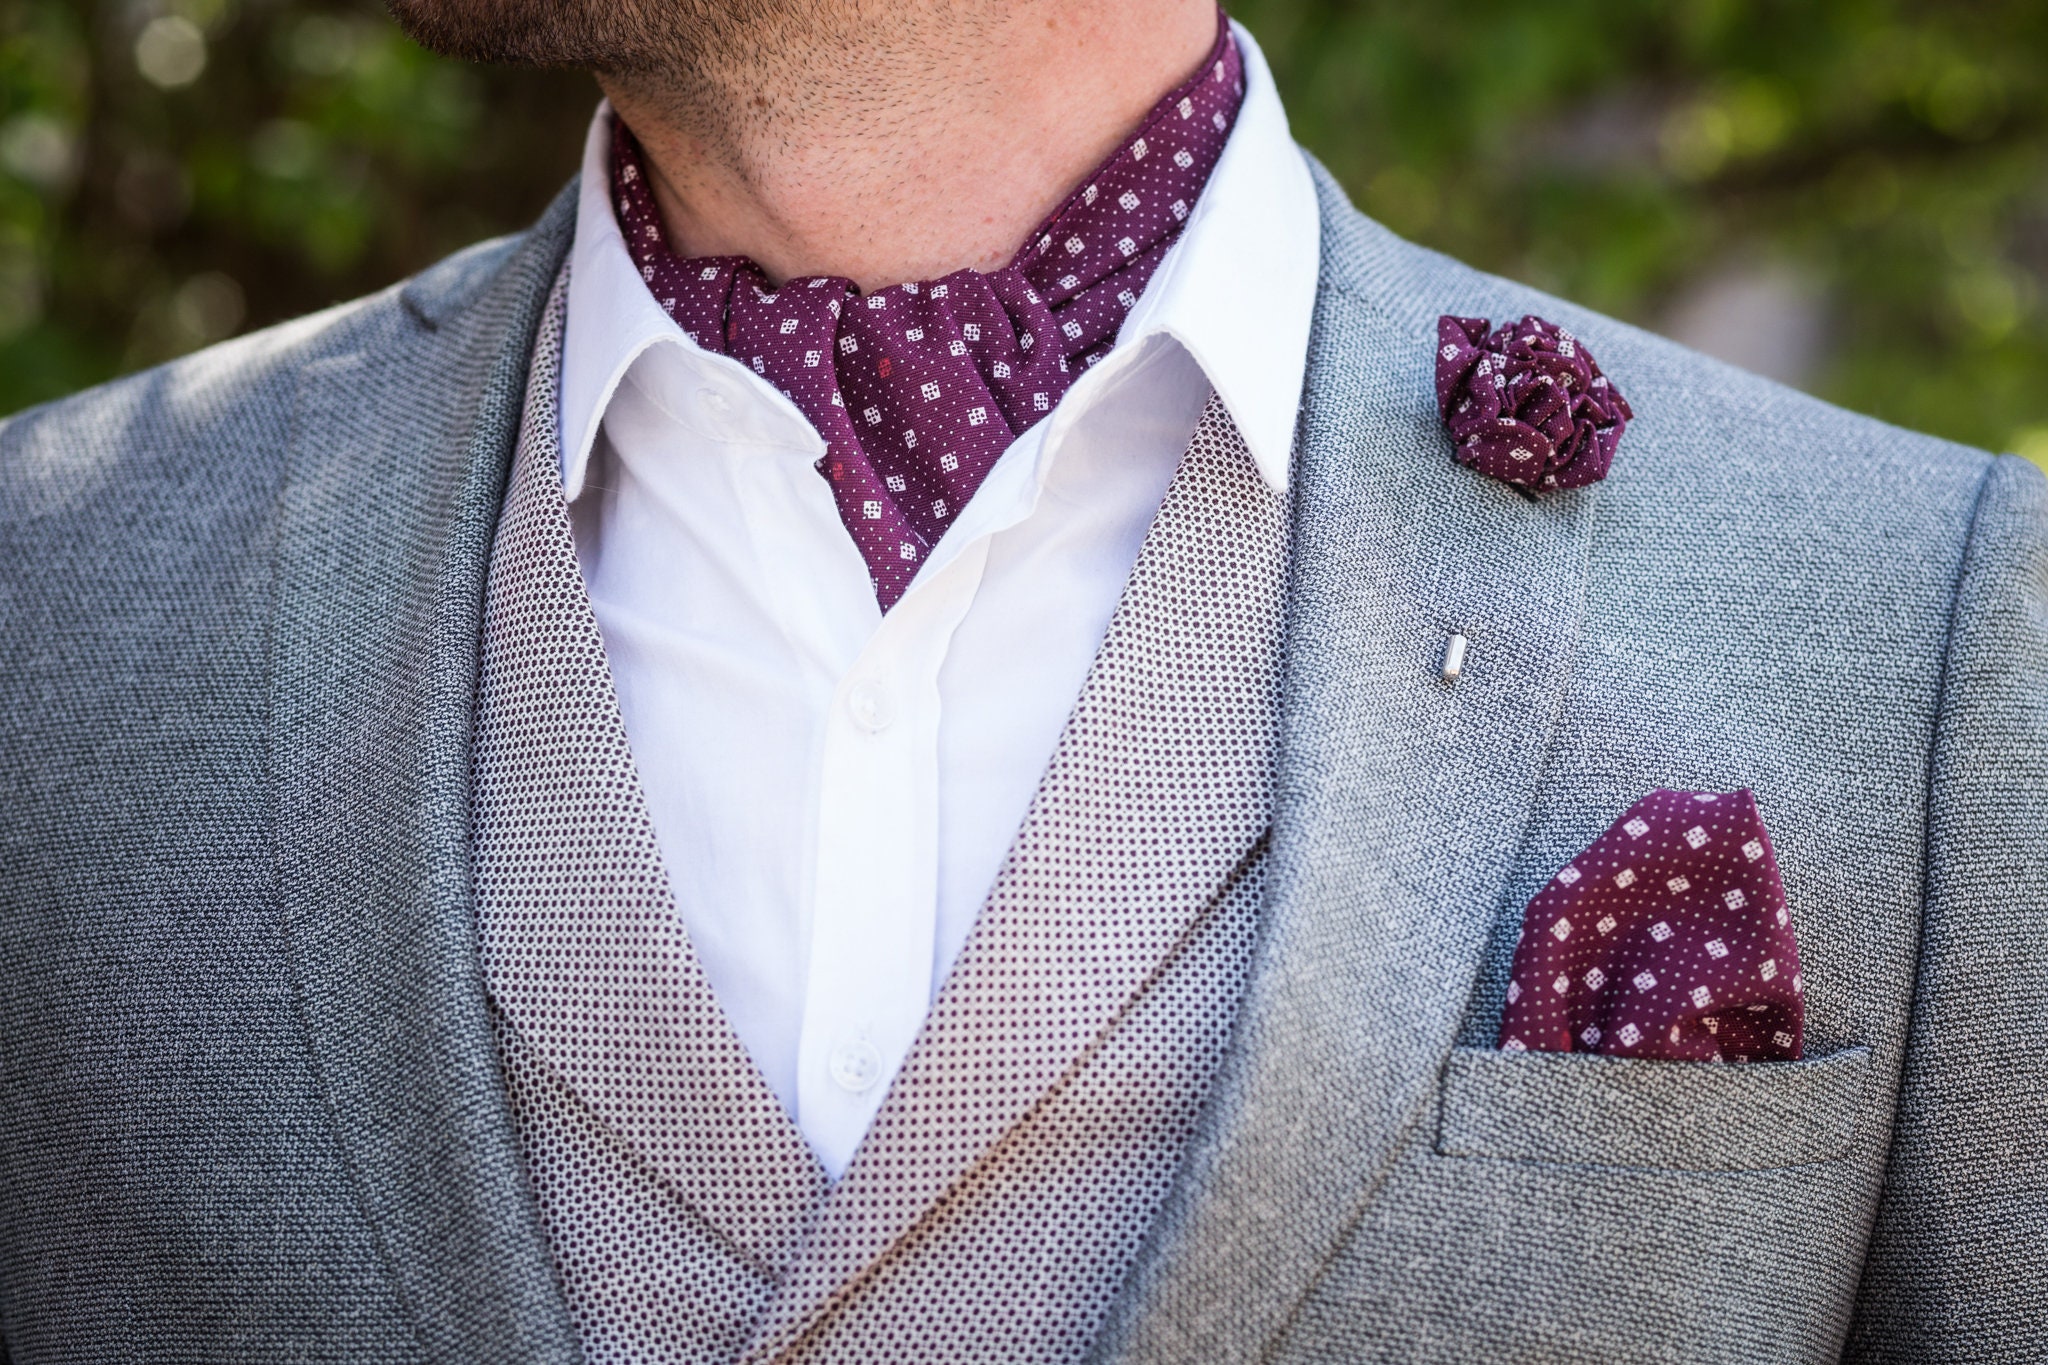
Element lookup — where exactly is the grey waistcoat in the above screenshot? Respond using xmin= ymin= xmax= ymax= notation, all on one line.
xmin=0 ymin=156 xmax=2044 ymax=1363
xmin=474 ymin=272 xmax=1286 ymax=1364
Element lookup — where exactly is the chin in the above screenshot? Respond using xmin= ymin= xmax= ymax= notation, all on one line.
xmin=382 ymin=0 xmax=633 ymax=65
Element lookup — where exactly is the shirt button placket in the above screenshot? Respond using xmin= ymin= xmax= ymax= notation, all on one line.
xmin=845 ymin=679 xmax=892 ymax=733
xmin=799 ymin=657 xmax=933 ymax=1175
xmin=828 ymin=1035 xmax=883 ymax=1092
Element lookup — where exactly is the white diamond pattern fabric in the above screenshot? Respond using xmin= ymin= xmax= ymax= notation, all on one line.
xmin=475 ymin=266 xmax=1290 ymax=1365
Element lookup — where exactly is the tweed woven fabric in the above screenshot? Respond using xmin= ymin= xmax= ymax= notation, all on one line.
xmin=1085 ymin=162 xmax=2048 ymax=1365
xmin=609 ymin=21 xmax=1243 ymax=608
xmin=752 ymin=396 xmax=1287 ymax=1363
xmin=473 ymin=269 xmax=825 ymax=1362
xmin=1499 ymin=788 xmax=1804 ymax=1061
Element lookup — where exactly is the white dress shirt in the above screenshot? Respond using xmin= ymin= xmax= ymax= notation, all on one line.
xmin=557 ymin=20 xmax=1319 ymax=1177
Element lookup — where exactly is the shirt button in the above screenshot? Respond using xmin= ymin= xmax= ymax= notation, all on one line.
xmin=845 ymin=680 xmax=891 ymax=733
xmin=828 ymin=1039 xmax=883 ymax=1092
xmin=699 ymin=388 xmax=733 ymax=416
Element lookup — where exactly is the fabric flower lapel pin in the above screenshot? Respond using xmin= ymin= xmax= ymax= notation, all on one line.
xmin=1436 ymin=314 xmax=1633 ymax=492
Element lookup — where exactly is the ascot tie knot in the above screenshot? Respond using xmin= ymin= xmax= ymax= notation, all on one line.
xmin=611 ymin=16 xmax=1246 ymax=609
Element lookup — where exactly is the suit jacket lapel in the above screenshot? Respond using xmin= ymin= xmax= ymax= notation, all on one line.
xmin=1090 ymin=164 xmax=1600 ymax=1365
xmin=269 ymin=187 xmax=580 ymax=1363
xmin=745 ymin=398 xmax=1291 ymax=1362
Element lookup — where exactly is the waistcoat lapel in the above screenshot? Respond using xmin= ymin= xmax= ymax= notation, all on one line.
xmin=1087 ymin=164 xmax=1599 ymax=1365
xmin=268 ymin=188 xmax=581 ymax=1362
xmin=471 ymin=268 xmax=826 ymax=1283
xmin=744 ymin=395 xmax=1290 ymax=1363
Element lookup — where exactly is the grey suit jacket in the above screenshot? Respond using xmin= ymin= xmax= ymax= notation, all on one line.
xmin=1 ymin=159 xmax=2043 ymax=1363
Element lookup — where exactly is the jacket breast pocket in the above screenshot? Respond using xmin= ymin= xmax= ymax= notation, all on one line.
xmin=1434 ymin=1044 xmax=1872 ymax=1172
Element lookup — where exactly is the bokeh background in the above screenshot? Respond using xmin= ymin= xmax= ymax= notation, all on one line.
xmin=2 ymin=0 xmax=2045 ymax=469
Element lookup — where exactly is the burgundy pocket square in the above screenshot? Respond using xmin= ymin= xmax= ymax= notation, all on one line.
xmin=1498 ymin=788 xmax=1803 ymax=1062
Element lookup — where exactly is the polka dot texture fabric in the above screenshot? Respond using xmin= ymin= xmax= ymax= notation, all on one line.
xmin=473 ymin=270 xmax=828 ymax=1363
xmin=478 ymin=273 xmax=1290 ymax=1364
xmin=772 ymin=860 xmax=1270 ymax=1365
xmin=753 ymin=394 xmax=1288 ymax=1364
xmin=610 ymin=18 xmax=1244 ymax=610
xmin=1498 ymin=789 xmax=1805 ymax=1062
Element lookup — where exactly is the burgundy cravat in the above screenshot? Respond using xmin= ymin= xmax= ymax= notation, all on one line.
xmin=1499 ymin=789 xmax=1804 ymax=1063
xmin=610 ymin=18 xmax=1244 ymax=610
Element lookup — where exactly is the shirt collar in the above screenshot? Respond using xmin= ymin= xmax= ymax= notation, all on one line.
xmin=557 ymin=18 xmax=1318 ymax=501
xmin=1104 ymin=19 xmax=1317 ymax=493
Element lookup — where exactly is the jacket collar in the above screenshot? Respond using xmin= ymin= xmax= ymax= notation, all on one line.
xmin=1088 ymin=159 xmax=1600 ymax=1365
xmin=272 ymin=183 xmax=582 ymax=1364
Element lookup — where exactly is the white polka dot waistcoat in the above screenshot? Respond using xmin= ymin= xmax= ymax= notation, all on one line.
xmin=472 ymin=270 xmax=1289 ymax=1364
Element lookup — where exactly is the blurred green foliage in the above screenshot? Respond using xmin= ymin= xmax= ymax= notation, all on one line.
xmin=1232 ymin=0 xmax=2048 ymax=467
xmin=2 ymin=0 xmax=2045 ymax=470
xmin=0 ymin=0 xmax=588 ymax=407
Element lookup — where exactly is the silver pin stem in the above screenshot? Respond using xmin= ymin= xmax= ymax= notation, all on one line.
xmin=1441 ymin=632 xmax=1468 ymax=684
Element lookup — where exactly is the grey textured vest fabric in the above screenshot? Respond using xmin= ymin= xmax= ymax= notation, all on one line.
xmin=471 ymin=271 xmax=1289 ymax=1364
xmin=473 ymin=274 xmax=824 ymax=1363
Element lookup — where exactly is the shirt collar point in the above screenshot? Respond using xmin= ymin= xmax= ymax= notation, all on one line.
xmin=1242 ymin=422 xmax=1294 ymax=496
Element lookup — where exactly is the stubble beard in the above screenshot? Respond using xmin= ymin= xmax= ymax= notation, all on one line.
xmin=383 ymin=0 xmax=939 ymax=161
xmin=382 ymin=0 xmax=754 ymax=72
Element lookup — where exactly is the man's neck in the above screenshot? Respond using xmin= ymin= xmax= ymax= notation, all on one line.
xmin=598 ymin=0 xmax=1219 ymax=293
